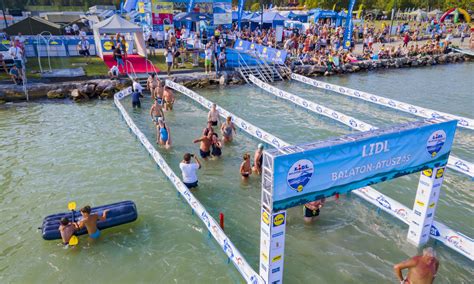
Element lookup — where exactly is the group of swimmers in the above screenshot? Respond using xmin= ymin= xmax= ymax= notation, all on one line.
xmin=146 ymin=74 xmax=175 ymax=149
xmin=59 ymin=205 xmax=108 ymax=245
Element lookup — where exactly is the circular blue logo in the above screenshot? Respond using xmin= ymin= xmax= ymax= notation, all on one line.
xmin=287 ymin=159 xmax=314 ymax=192
xmin=426 ymin=130 xmax=446 ymax=157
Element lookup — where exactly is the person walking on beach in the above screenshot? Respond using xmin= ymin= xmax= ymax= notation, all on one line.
xmin=76 ymin=205 xmax=109 ymax=240
xmin=240 ymin=153 xmax=252 ymax=179
xmin=253 ymin=143 xmax=264 ymax=175
xmin=208 ymin=103 xmax=220 ymax=126
xmin=179 ymin=153 xmax=201 ymax=189
xmin=163 ymin=86 xmax=175 ymax=111
xmin=303 ymin=199 xmax=325 ymax=223
xmin=193 ymin=134 xmax=212 ymax=160
xmin=394 ymin=247 xmax=439 ymax=284
xmin=403 ymin=32 xmax=410 ymax=48
xmin=77 ymin=37 xmax=91 ymax=64
xmin=156 ymin=118 xmax=171 ymax=149
xmin=221 ymin=116 xmax=236 ymax=142
xmin=150 ymin=100 xmax=165 ymax=124
xmin=164 ymin=48 xmax=173 ymax=76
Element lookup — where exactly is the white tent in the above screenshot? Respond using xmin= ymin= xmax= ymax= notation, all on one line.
xmin=92 ymin=14 xmax=146 ymax=59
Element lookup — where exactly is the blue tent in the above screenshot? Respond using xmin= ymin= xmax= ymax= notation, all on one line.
xmin=336 ymin=11 xmax=347 ymax=27
xmin=287 ymin=11 xmax=308 ymax=22
xmin=309 ymin=9 xmax=338 ymax=22
xmin=232 ymin=11 xmax=250 ymax=21
xmin=242 ymin=12 xmax=260 ymax=21
xmin=174 ymin=12 xmax=211 ymax=22
xmin=249 ymin=12 xmax=289 ymax=28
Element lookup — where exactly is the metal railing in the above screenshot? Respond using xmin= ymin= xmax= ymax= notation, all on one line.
xmin=37 ymin=31 xmax=53 ymax=73
xmin=236 ymin=50 xmax=268 ymax=83
xmin=125 ymin=60 xmax=137 ymax=80
xmin=144 ymin=58 xmax=159 ymax=75
xmin=21 ymin=60 xmax=28 ymax=101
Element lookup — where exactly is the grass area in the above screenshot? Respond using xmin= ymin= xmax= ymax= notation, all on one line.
xmin=0 ymin=57 xmax=110 ymax=81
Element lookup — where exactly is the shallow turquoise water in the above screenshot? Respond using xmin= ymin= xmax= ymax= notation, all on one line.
xmin=1 ymin=63 xmax=473 ymax=283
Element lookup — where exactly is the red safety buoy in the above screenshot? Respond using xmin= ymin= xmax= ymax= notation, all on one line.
xmin=219 ymin=212 xmax=224 ymax=230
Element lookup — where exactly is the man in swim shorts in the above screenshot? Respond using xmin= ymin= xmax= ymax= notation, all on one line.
xmin=303 ymin=199 xmax=325 ymax=223
xmin=150 ymin=99 xmax=165 ymax=125
xmin=202 ymin=121 xmax=215 ymax=137
xmin=163 ymin=86 xmax=175 ymax=111
xmin=393 ymin=247 xmax=439 ymax=284
xmin=76 ymin=205 xmax=109 ymax=240
xmin=193 ymin=134 xmax=212 ymax=160
xmin=179 ymin=153 xmax=201 ymax=189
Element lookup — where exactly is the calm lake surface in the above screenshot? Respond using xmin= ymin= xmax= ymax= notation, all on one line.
xmin=1 ymin=63 xmax=472 ymax=283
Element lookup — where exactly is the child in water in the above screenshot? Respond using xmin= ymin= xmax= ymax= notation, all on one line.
xmin=240 ymin=153 xmax=252 ymax=179
xmin=58 ymin=217 xmax=77 ymax=245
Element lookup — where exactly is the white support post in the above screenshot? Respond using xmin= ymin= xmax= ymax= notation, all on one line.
xmin=407 ymin=166 xmax=446 ymax=246
xmin=259 ymin=208 xmax=287 ymax=284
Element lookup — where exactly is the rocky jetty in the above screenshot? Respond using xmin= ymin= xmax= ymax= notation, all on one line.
xmin=168 ymin=71 xmax=244 ymax=89
xmin=293 ymin=53 xmax=470 ymax=77
xmin=0 ymin=79 xmax=130 ymax=103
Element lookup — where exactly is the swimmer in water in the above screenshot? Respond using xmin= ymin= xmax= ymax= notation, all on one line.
xmin=147 ymin=73 xmax=159 ymax=99
xmin=303 ymin=199 xmax=325 ymax=223
xmin=220 ymin=116 xmax=236 ymax=143
xmin=207 ymin=103 xmax=220 ymax=126
xmin=58 ymin=217 xmax=77 ymax=245
xmin=253 ymin=143 xmax=264 ymax=174
xmin=393 ymin=247 xmax=439 ymax=284
xmin=153 ymin=80 xmax=164 ymax=104
xmin=157 ymin=118 xmax=171 ymax=149
xmin=240 ymin=153 xmax=252 ymax=179
xmin=203 ymin=121 xmax=214 ymax=137
xmin=150 ymin=99 xmax=165 ymax=125
xmin=193 ymin=133 xmax=212 ymax=160
xmin=163 ymin=86 xmax=175 ymax=111
xmin=210 ymin=133 xmax=222 ymax=157
xmin=76 ymin=205 xmax=109 ymax=240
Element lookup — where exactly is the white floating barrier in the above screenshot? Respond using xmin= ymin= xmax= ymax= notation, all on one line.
xmin=114 ymin=87 xmax=263 ymax=284
xmin=250 ymin=74 xmax=474 ymax=179
xmin=165 ymin=80 xmax=474 ymax=261
xmin=290 ymin=73 xmax=474 ymax=131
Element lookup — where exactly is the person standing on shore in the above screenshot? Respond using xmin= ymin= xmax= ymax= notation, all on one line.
xmin=393 ymin=247 xmax=439 ymax=284
xmin=164 ymin=48 xmax=173 ymax=76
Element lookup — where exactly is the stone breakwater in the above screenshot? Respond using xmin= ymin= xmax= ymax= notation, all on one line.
xmin=293 ymin=53 xmax=470 ymax=76
xmin=0 ymin=79 xmax=130 ymax=103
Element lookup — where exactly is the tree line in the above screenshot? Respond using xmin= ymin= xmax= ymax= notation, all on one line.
xmin=4 ymin=0 xmax=472 ymax=14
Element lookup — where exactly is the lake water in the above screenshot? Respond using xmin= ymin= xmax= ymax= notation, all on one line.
xmin=1 ymin=63 xmax=473 ymax=283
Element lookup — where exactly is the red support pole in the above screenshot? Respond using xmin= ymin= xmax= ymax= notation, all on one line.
xmin=219 ymin=212 xmax=224 ymax=231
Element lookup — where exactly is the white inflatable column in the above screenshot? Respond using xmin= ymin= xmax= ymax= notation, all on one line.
xmin=259 ymin=208 xmax=287 ymax=283
xmin=407 ymin=166 xmax=446 ymax=246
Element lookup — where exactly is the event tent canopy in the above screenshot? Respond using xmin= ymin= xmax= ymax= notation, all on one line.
xmin=249 ymin=12 xmax=289 ymax=24
xmin=94 ymin=14 xmax=142 ymax=33
xmin=174 ymin=12 xmax=212 ymax=22
xmin=92 ymin=14 xmax=146 ymax=59
xmin=4 ymin=16 xmax=63 ymax=35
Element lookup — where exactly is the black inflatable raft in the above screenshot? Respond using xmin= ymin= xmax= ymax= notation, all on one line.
xmin=41 ymin=200 xmax=138 ymax=240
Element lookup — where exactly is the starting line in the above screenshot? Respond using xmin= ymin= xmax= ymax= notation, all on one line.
xmin=249 ymin=74 xmax=474 ymax=179
xmin=114 ymin=87 xmax=263 ymax=284
xmin=290 ymin=73 xmax=474 ymax=131
xmin=165 ymin=81 xmax=474 ymax=265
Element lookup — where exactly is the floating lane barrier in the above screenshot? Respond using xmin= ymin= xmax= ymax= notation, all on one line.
xmin=249 ymin=74 xmax=474 ymax=179
xmin=290 ymin=73 xmax=474 ymax=131
xmin=114 ymin=87 xmax=263 ymax=284
xmin=165 ymin=80 xmax=287 ymax=148
xmin=165 ymin=80 xmax=474 ymax=261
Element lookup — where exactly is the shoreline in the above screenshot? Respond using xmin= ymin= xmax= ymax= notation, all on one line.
xmin=0 ymin=52 xmax=471 ymax=103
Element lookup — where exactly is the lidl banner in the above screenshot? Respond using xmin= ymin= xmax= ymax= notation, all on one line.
xmin=213 ymin=1 xmax=232 ymax=25
xmin=267 ymin=120 xmax=457 ymax=211
xmin=152 ymin=1 xmax=173 ymax=26
xmin=233 ymin=39 xmax=287 ymax=65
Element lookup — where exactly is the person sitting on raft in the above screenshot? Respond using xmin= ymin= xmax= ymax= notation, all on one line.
xmin=76 ymin=206 xmax=109 ymax=240
xmin=59 ymin=217 xmax=77 ymax=245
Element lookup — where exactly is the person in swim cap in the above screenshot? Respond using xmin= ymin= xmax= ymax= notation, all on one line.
xmin=252 ymin=143 xmax=264 ymax=175
xmin=394 ymin=247 xmax=439 ymax=284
